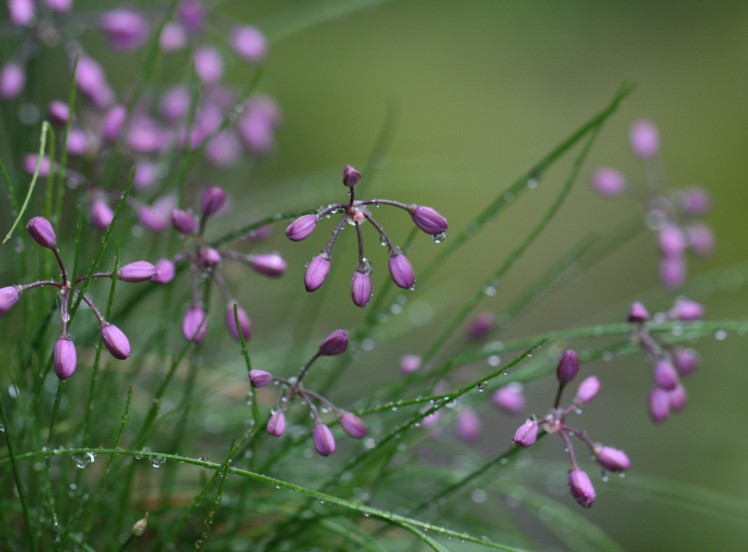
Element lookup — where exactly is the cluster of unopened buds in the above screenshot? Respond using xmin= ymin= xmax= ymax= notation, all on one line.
xmin=592 ymin=119 xmax=714 ymax=289
xmin=628 ymin=298 xmax=703 ymax=423
xmin=513 ymin=350 xmax=630 ymax=509
xmin=247 ymin=329 xmax=367 ymax=456
xmin=0 ymin=216 xmax=165 ymax=379
xmin=285 ymin=165 xmax=448 ymax=307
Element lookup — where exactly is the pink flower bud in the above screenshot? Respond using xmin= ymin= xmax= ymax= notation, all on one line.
xmin=138 ymin=205 xmax=169 ymax=233
xmin=171 ymin=209 xmax=197 ymax=234
xmin=134 ymin=161 xmax=157 ymax=190
xmin=456 ymin=408 xmax=482 ymax=442
xmin=101 ymin=323 xmax=131 ymax=360
xmin=513 ymin=418 xmax=538 ymax=447
xmin=153 ymin=259 xmax=175 ymax=284
xmin=468 ymin=312 xmax=495 ymax=341
xmin=159 ymin=22 xmax=187 ymax=52
xmin=119 ymin=261 xmax=157 ymax=282
xmin=660 ymin=256 xmax=686 ymax=289
xmin=47 ymin=100 xmax=70 ymax=126
xmin=182 ymin=306 xmax=207 ymax=343
xmin=231 ymin=25 xmax=267 ymax=62
xmin=669 ymin=384 xmax=688 ymax=412
xmin=351 ymin=270 xmax=372 ymax=308
xmin=574 ymin=376 xmax=600 ymax=405
xmin=313 ymin=423 xmax=336 ymax=456
xmin=669 ymin=297 xmax=705 ymax=322
xmin=658 ymin=225 xmax=687 ymax=258
xmin=177 ymin=0 xmax=204 ymax=32
xmin=160 ymin=86 xmax=190 ymax=122
xmin=200 ymin=186 xmax=226 ymax=217
xmin=249 ymin=253 xmax=287 ymax=277
xmin=342 ymin=164 xmax=362 ymax=187
xmin=411 ymin=205 xmax=448 ymax=235
xmin=249 ymin=369 xmax=272 ymax=388
xmin=194 ymin=46 xmax=223 ymax=85
xmin=630 ymin=119 xmax=659 ymax=159
xmin=340 ymin=412 xmax=368 ymax=439
xmin=267 ymin=410 xmax=285 ymax=437
xmin=672 ymin=347 xmax=697 ymax=377
xmin=0 ymin=62 xmax=26 ymax=99
xmin=568 ymin=468 xmax=596 ymax=508
xmin=102 ymin=105 xmax=127 ymax=142
xmin=285 ymin=214 xmax=318 ymax=241
xmin=26 ymin=216 xmax=57 ymax=249
xmin=653 ymin=359 xmax=679 ymax=390
xmin=591 ymin=168 xmax=626 ymax=197
xmin=556 ymin=349 xmax=580 ymax=384
xmin=304 ymin=254 xmax=331 ymax=292
xmin=44 ymin=0 xmax=71 ymax=12
xmin=595 ymin=446 xmax=631 ymax=472
xmin=649 ymin=388 xmax=670 ymax=424
xmin=205 ymin=131 xmax=242 ymax=167
xmin=22 ymin=154 xmax=51 ymax=177
xmin=319 ymin=329 xmax=348 ymax=356
xmin=8 ymin=0 xmax=34 ymax=26
xmin=679 ymin=186 xmax=711 ymax=215
xmin=66 ymin=128 xmax=88 ymax=156
xmin=388 ymin=253 xmax=415 ymax=289
xmin=75 ymin=57 xmax=113 ymax=109
xmin=492 ymin=382 xmax=525 ymax=414
xmin=90 ymin=199 xmax=114 ymax=229
xmin=199 ymin=247 xmax=221 ymax=268
xmin=687 ymin=223 xmax=715 ymax=257
xmin=226 ymin=301 xmax=251 ymax=341
xmin=101 ymin=8 xmax=150 ymax=51
xmin=0 ymin=286 xmax=20 ymax=315
xmin=54 ymin=336 xmax=77 ymax=380
xmin=627 ymin=301 xmax=649 ymax=323
xmin=399 ymin=354 xmax=421 ymax=375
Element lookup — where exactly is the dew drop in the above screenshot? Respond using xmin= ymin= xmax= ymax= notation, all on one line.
xmin=715 ymin=330 xmax=727 ymax=341
xmin=150 ymin=456 xmax=166 ymax=468
xmin=432 ymin=232 xmax=446 ymax=244
xmin=477 ymin=381 xmax=488 ymax=392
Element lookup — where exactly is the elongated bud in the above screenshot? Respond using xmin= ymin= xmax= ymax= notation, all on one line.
xmin=388 ymin=253 xmax=415 ymax=289
xmin=194 ymin=46 xmax=223 ymax=85
xmin=44 ymin=0 xmax=71 ymax=13
xmin=594 ymin=446 xmax=631 ymax=472
xmin=468 ymin=312 xmax=495 ymax=341
xmin=199 ymin=247 xmax=221 ymax=268
xmin=304 ymin=254 xmax=331 ymax=292
xmin=313 ymin=423 xmax=336 ymax=456
xmin=249 ymin=253 xmax=286 ymax=277
xmin=226 ymin=301 xmax=251 ymax=341
xmin=556 ymin=349 xmax=580 ymax=384
xmin=182 ymin=306 xmax=207 ymax=343
xmin=672 ymin=347 xmax=697 ymax=377
xmin=249 ymin=369 xmax=272 ymax=388
xmin=411 ymin=205 xmax=448 ymax=235
xmin=76 ymin=56 xmax=113 ymax=108
xmin=492 ymin=382 xmax=525 ymax=414
xmin=669 ymin=384 xmax=688 ymax=412
xmin=399 ymin=354 xmax=421 ymax=375
xmin=340 ymin=412 xmax=368 ymax=439
xmin=627 ymin=301 xmax=649 ymax=323
xmin=54 ymin=336 xmax=77 ymax=380
xmin=653 ymin=359 xmax=679 ymax=390
xmin=285 ymin=214 xmax=318 ymax=241
xmin=658 ymin=225 xmax=686 ymax=258
xmin=101 ymin=8 xmax=150 ymax=52
xmin=669 ymin=297 xmax=705 ymax=321
xmin=342 ymin=164 xmax=362 ymax=187
xmin=8 ymin=0 xmax=34 ymax=26
xmin=119 ymin=261 xmax=157 ymax=282
xmin=568 ymin=468 xmax=596 ymax=508
xmin=649 ymin=388 xmax=670 ymax=423
xmin=660 ymin=256 xmax=686 ymax=289
xmin=351 ymin=270 xmax=372 ymax=308
xmin=90 ymin=199 xmax=114 ymax=229
xmin=680 ymin=186 xmax=711 ymax=215
xmin=574 ymin=376 xmax=600 ymax=404
xmin=231 ymin=25 xmax=267 ymax=62
xmin=138 ymin=205 xmax=170 ymax=233
xmin=26 ymin=216 xmax=57 ymax=249
xmin=103 ymin=105 xmax=127 ymax=141
xmin=630 ymin=119 xmax=659 ymax=159
xmin=456 ymin=408 xmax=482 ymax=442
xmin=319 ymin=329 xmax=348 ymax=356
xmin=171 ymin=209 xmax=197 ymax=234
xmin=513 ymin=418 xmax=538 ymax=447
xmin=48 ymin=101 xmax=70 ymax=126
xmin=160 ymin=22 xmax=187 ymax=52
xmin=687 ymin=223 xmax=715 ymax=257
xmin=0 ymin=62 xmax=26 ymax=99
xmin=0 ymin=286 xmax=20 ymax=316
xmin=152 ymin=258 xmax=175 ymax=284
xmin=200 ymin=186 xmax=226 ymax=217
xmin=267 ymin=410 xmax=285 ymax=437
xmin=101 ymin=323 xmax=131 ymax=360
xmin=591 ymin=168 xmax=626 ymax=197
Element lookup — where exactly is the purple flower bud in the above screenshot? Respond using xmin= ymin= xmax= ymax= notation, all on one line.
xmin=160 ymin=22 xmax=187 ymax=52
xmin=568 ymin=468 xmax=596 ymax=508
xmin=238 ymin=113 xmax=275 ymax=153
xmin=319 ymin=329 xmax=348 ymax=356
xmin=399 ymin=354 xmax=421 ymax=375
xmin=54 ymin=336 xmax=77 ymax=380
xmin=304 ymin=254 xmax=331 ymax=292
xmin=669 ymin=384 xmax=688 ymax=412
xmin=266 ymin=410 xmax=285 ymax=437
xmin=199 ymin=247 xmax=222 ymax=268
xmin=669 ymin=297 xmax=705 ymax=322
xmin=342 ymin=164 xmax=362 ymax=187
xmin=658 ymin=225 xmax=686 ymax=258
xmin=134 ymin=161 xmax=157 ymax=190
xmin=138 ymin=206 xmax=170 ymax=233
xmin=679 ymin=186 xmax=711 ymax=215
xmin=249 ymin=253 xmax=287 ymax=278
xmin=119 ymin=261 xmax=157 ymax=282
xmin=574 ymin=375 xmax=600 ymax=405
xmin=194 ymin=46 xmax=223 ymax=85
xmin=660 ymin=256 xmax=686 ymax=290
xmin=26 ymin=216 xmax=57 ymax=249
xmin=47 ymin=100 xmax=70 ymax=126
xmin=177 ymin=0 xmax=204 ymax=33
xmin=630 ymin=119 xmax=659 ymax=159
xmin=205 ymin=131 xmax=241 ymax=167
xmin=249 ymin=369 xmax=272 ymax=388
xmin=456 ymin=408 xmax=482 ymax=442
xmin=389 ymin=253 xmax=415 ymax=289
xmin=595 ymin=446 xmax=631 ymax=472
xmin=200 ymin=186 xmax=227 ymax=217
xmin=66 ymin=128 xmax=88 ymax=156
xmin=22 ymin=155 xmax=51 ymax=177
xmin=102 ymin=105 xmax=127 ymax=142
xmin=126 ymin=116 xmax=166 ymax=154
xmin=687 ymin=223 xmax=715 ymax=257
xmin=0 ymin=286 xmax=20 ymax=315
xmin=231 ymin=25 xmax=267 ymax=62
xmin=101 ymin=9 xmax=150 ymax=51
xmin=672 ymin=347 xmax=697 ymax=377
xmin=285 ymin=214 xmax=318 ymax=242
xmin=182 ymin=306 xmax=207 ymax=343
xmin=340 ymin=412 xmax=368 ymax=439
xmin=653 ymin=359 xmax=679 ymax=390
xmin=313 ymin=423 xmax=336 ymax=456
xmin=44 ymin=0 xmax=71 ymax=12
xmin=90 ymin=199 xmax=114 ymax=230
xmin=649 ymin=388 xmax=671 ymax=423
xmin=351 ymin=270 xmax=372 ymax=308
xmin=513 ymin=418 xmax=538 ymax=447
xmin=171 ymin=209 xmax=197 ymax=235
xmin=101 ymin=323 xmax=131 ymax=360
xmin=153 ymin=258 xmax=175 ymax=284
xmin=75 ymin=57 xmax=113 ymax=109
xmin=0 ymin=62 xmax=25 ymax=99
xmin=556 ymin=349 xmax=580 ymax=384
xmin=492 ymin=382 xmax=525 ymax=414
xmin=468 ymin=312 xmax=495 ymax=341
xmin=591 ymin=168 xmax=626 ymax=197
xmin=8 ymin=0 xmax=34 ymax=26
xmin=411 ymin=205 xmax=448 ymax=235
xmin=627 ymin=301 xmax=649 ymax=323
xmin=247 ymin=224 xmax=273 ymax=242
xmin=226 ymin=301 xmax=251 ymax=341
xmin=160 ymin=86 xmax=190 ymax=122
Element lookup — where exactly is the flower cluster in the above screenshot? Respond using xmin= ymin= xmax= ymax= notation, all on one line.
xmin=285 ymin=165 xmax=448 ymax=307
xmin=628 ymin=298 xmax=703 ymax=423
xmin=248 ymin=329 xmax=367 ymax=456
xmin=592 ymin=120 xmax=714 ymax=289
xmin=512 ymin=349 xmax=630 ymax=508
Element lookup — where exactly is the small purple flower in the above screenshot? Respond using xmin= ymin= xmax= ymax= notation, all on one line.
xmin=672 ymin=347 xmax=697 ymax=377
xmin=649 ymin=388 xmax=671 ymax=424
xmin=8 ymin=0 xmax=34 ymax=26
xmin=249 ymin=369 xmax=272 ymax=388
xmin=54 ymin=336 xmax=77 ymax=380
xmin=134 ymin=161 xmax=157 ymax=190
xmin=411 ymin=205 xmax=448 ymax=235
xmin=267 ymin=410 xmax=286 ymax=437
xmin=313 ymin=423 xmax=336 ymax=456
xmin=102 ymin=105 xmax=127 ymax=142
xmin=205 ymin=131 xmax=242 ymax=167
xmin=138 ymin=205 xmax=170 ymax=233
xmin=658 ymin=225 xmax=687 ymax=258
xmin=668 ymin=384 xmax=688 ymax=412
xmin=660 ymin=256 xmax=686 ymax=289
xmin=0 ymin=62 xmax=25 ymax=99
xmin=679 ymin=186 xmax=711 ymax=215
xmin=653 ymin=359 xmax=679 ymax=391
xmin=388 ymin=253 xmax=415 ymax=289
xmin=153 ymin=258 xmax=176 ymax=284
xmin=513 ymin=418 xmax=538 ymax=447
xmin=66 ymin=128 xmax=88 ymax=156
xmin=0 ymin=286 xmax=20 ymax=316
xmin=101 ymin=8 xmax=150 ymax=51
xmin=90 ymin=199 xmax=114 ymax=230
xmin=47 ymin=101 xmax=70 ymax=126
xmin=119 ymin=261 xmax=157 ymax=282
xmin=225 ymin=301 xmax=251 ymax=341
xmin=468 ymin=312 xmax=495 ymax=341
xmin=556 ymin=349 xmax=580 ymax=384
xmin=171 ymin=209 xmax=198 ymax=235
xmin=304 ymin=254 xmax=331 ymax=292
xmin=456 ymin=408 xmax=482 ymax=442
xmin=319 ymin=329 xmax=348 ymax=356
xmin=591 ymin=168 xmax=626 ymax=197
xmin=22 ymin=155 xmax=51 ymax=177
xmin=75 ymin=56 xmax=113 ymax=109
xmin=285 ymin=214 xmax=318 ymax=242
xmin=231 ymin=25 xmax=267 ymax=62
xmin=399 ymin=354 xmax=421 ymax=375
xmin=340 ymin=412 xmax=368 ymax=439
xmin=249 ymin=253 xmax=287 ymax=278
xmin=568 ymin=468 xmax=596 ymax=508
xmin=630 ymin=119 xmax=659 ymax=159
xmin=182 ymin=306 xmax=207 ymax=343
xmin=687 ymin=223 xmax=715 ymax=257
xmin=627 ymin=301 xmax=649 ymax=323
xmin=492 ymin=382 xmax=525 ymax=414
xmin=160 ymin=22 xmax=187 ymax=51
xmin=342 ymin=164 xmax=362 ymax=187
xmin=200 ymin=186 xmax=227 ymax=217
xmin=44 ymin=0 xmax=71 ymax=12
xmin=574 ymin=376 xmax=600 ymax=405
xmin=669 ymin=297 xmax=705 ymax=321
xmin=199 ymin=247 xmax=222 ymax=268
xmin=101 ymin=323 xmax=131 ymax=360
xmin=351 ymin=270 xmax=372 ymax=308
xmin=595 ymin=446 xmax=631 ymax=472
xmin=160 ymin=86 xmax=190 ymax=122
xmin=177 ymin=0 xmax=204 ymax=32
xmin=194 ymin=46 xmax=224 ymax=85
xmin=26 ymin=216 xmax=57 ymax=249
